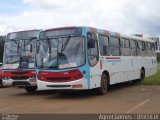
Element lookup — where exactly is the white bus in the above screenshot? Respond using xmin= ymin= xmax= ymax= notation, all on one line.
xmin=2 ymin=30 xmax=40 ymax=92
xmin=36 ymin=26 xmax=157 ymax=95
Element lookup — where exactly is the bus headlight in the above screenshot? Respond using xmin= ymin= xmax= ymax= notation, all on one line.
xmin=3 ymin=76 xmax=9 ymax=80
xmin=31 ymin=75 xmax=36 ymax=79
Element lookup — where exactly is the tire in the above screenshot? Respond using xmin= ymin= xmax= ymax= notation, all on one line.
xmin=97 ymin=73 xmax=108 ymax=95
xmin=0 ymin=79 xmax=2 ymax=86
xmin=139 ymin=69 xmax=145 ymax=83
xmin=25 ymin=86 xmax=37 ymax=93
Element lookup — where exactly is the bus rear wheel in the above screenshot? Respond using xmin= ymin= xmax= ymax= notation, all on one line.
xmin=97 ymin=73 xmax=108 ymax=95
xmin=139 ymin=69 xmax=145 ymax=83
xmin=25 ymin=86 xmax=37 ymax=93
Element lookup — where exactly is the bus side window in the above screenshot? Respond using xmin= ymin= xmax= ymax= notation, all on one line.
xmin=135 ymin=40 xmax=140 ymax=56
xmin=151 ymin=43 xmax=156 ymax=56
xmin=148 ymin=43 xmax=152 ymax=56
xmin=110 ymin=36 xmax=121 ymax=56
xmin=141 ymin=41 xmax=146 ymax=56
xmin=145 ymin=42 xmax=151 ymax=56
xmin=87 ymin=32 xmax=99 ymax=67
xmin=130 ymin=40 xmax=137 ymax=56
xmin=98 ymin=34 xmax=110 ymax=56
xmin=138 ymin=41 xmax=142 ymax=56
xmin=145 ymin=42 xmax=148 ymax=56
xmin=122 ymin=39 xmax=130 ymax=56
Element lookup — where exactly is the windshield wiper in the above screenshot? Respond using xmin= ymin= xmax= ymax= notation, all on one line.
xmin=56 ymin=35 xmax=71 ymax=66
xmin=61 ymin=35 xmax=71 ymax=52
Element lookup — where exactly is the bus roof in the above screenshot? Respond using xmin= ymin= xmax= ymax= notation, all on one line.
xmin=120 ymin=34 xmax=154 ymax=43
xmin=42 ymin=26 xmax=154 ymax=43
xmin=7 ymin=29 xmax=41 ymax=35
xmin=6 ymin=29 xmax=41 ymax=40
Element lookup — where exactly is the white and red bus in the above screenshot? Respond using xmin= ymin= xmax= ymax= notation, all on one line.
xmin=36 ymin=26 xmax=157 ymax=95
xmin=2 ymin=30 xmax=40 ymax=92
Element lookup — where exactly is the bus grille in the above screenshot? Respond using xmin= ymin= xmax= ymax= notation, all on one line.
xmin=12 ymin=81 xmax=31 ymax=86
xmin=46 ymin=77 xmax=71 ymax=81
xmin=11 ymin=76 xmax=29 ymax=80
xmin=11 ymin=71 xmax=29 ymax=75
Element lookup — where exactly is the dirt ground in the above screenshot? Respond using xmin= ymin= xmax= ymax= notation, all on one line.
xmin=0 ymin=83 xmax=160 ymax=114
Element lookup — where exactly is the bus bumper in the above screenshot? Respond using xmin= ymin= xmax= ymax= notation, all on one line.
xmin=2 ymin=79 xmax=37 ymax=87
xmin=37 ymin=78 xmax=88 ymax=90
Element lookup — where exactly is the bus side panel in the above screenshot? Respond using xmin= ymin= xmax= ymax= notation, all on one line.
xmin=151 ymin=56 xmax=158 ymax=75
xmin=144 ymin=56 xmax=157 ymax=77
xmin=119 ymin=56 xmax=130 ymax=83
xmin=128 ymin=56 xmax=141 ymax=81
xmin=89 ymin=60 xmax=102 ymax=89
xmin=105 ymin=56 xmax=128 ymax=85
xmin=141 ymin=56 xmax=151 ymax=77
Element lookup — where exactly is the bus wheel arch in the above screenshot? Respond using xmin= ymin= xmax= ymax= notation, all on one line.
xmin=96 ymin=70 xmax=110 ymax=95
xmin=103 ymin=70 xmax=110 ymax=86
xmin=141 ymin=67 xmax=145 ymax=75
xmin=140 ymin=67 xmax=145 ymax=82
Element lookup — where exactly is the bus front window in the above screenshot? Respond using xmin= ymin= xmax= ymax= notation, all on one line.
xmin=37 ymin=36 xmax=85 ymax=69
xmin=3 ymin=40 xmax=20 ymax=69
xmin=3 ymin=30 xmax=39 ymax=69
xmin=19 ymin=39 xmax=37 ymax=68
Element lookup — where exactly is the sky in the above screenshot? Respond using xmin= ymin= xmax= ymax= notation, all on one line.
xmin=0 ymin=0 xmax=160 ymax=36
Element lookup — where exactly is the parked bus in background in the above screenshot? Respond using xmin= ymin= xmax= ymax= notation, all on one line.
xmin=2 ymin=30 xmax=40 ymax=92
xmin=36 ymin=26 xmax=157 ymax=95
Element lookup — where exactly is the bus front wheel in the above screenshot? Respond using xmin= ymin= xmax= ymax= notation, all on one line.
xmin=25 ymin=86 xmax=37 ymax=93
xmin=97 ymin=73 xmax=108 ymax=95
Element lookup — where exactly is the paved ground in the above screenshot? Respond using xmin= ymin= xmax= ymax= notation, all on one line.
xmin=0 ymin=83 xmax=160 ymax=114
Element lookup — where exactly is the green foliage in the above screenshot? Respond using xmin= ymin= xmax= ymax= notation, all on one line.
xmin=143 ymin=62 xmax=160 ymax=85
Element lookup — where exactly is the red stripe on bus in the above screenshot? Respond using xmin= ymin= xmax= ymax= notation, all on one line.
xmin=106 ymin=57 xmax=120 ymax=59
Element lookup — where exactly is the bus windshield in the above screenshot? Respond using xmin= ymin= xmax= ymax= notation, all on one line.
xmin=19 ymin=39 xmax=37 ymax=68
xmin=36 ymin=36 xmax=85 ymax=69
xmin=3 ymin=30 xmax=39 ymax=69
xmin=3 ymin=40 xmax=20 ymax=69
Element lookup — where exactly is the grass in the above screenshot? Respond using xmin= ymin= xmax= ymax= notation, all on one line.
xmin=143 ymin=61 xmax=160 ymax=85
